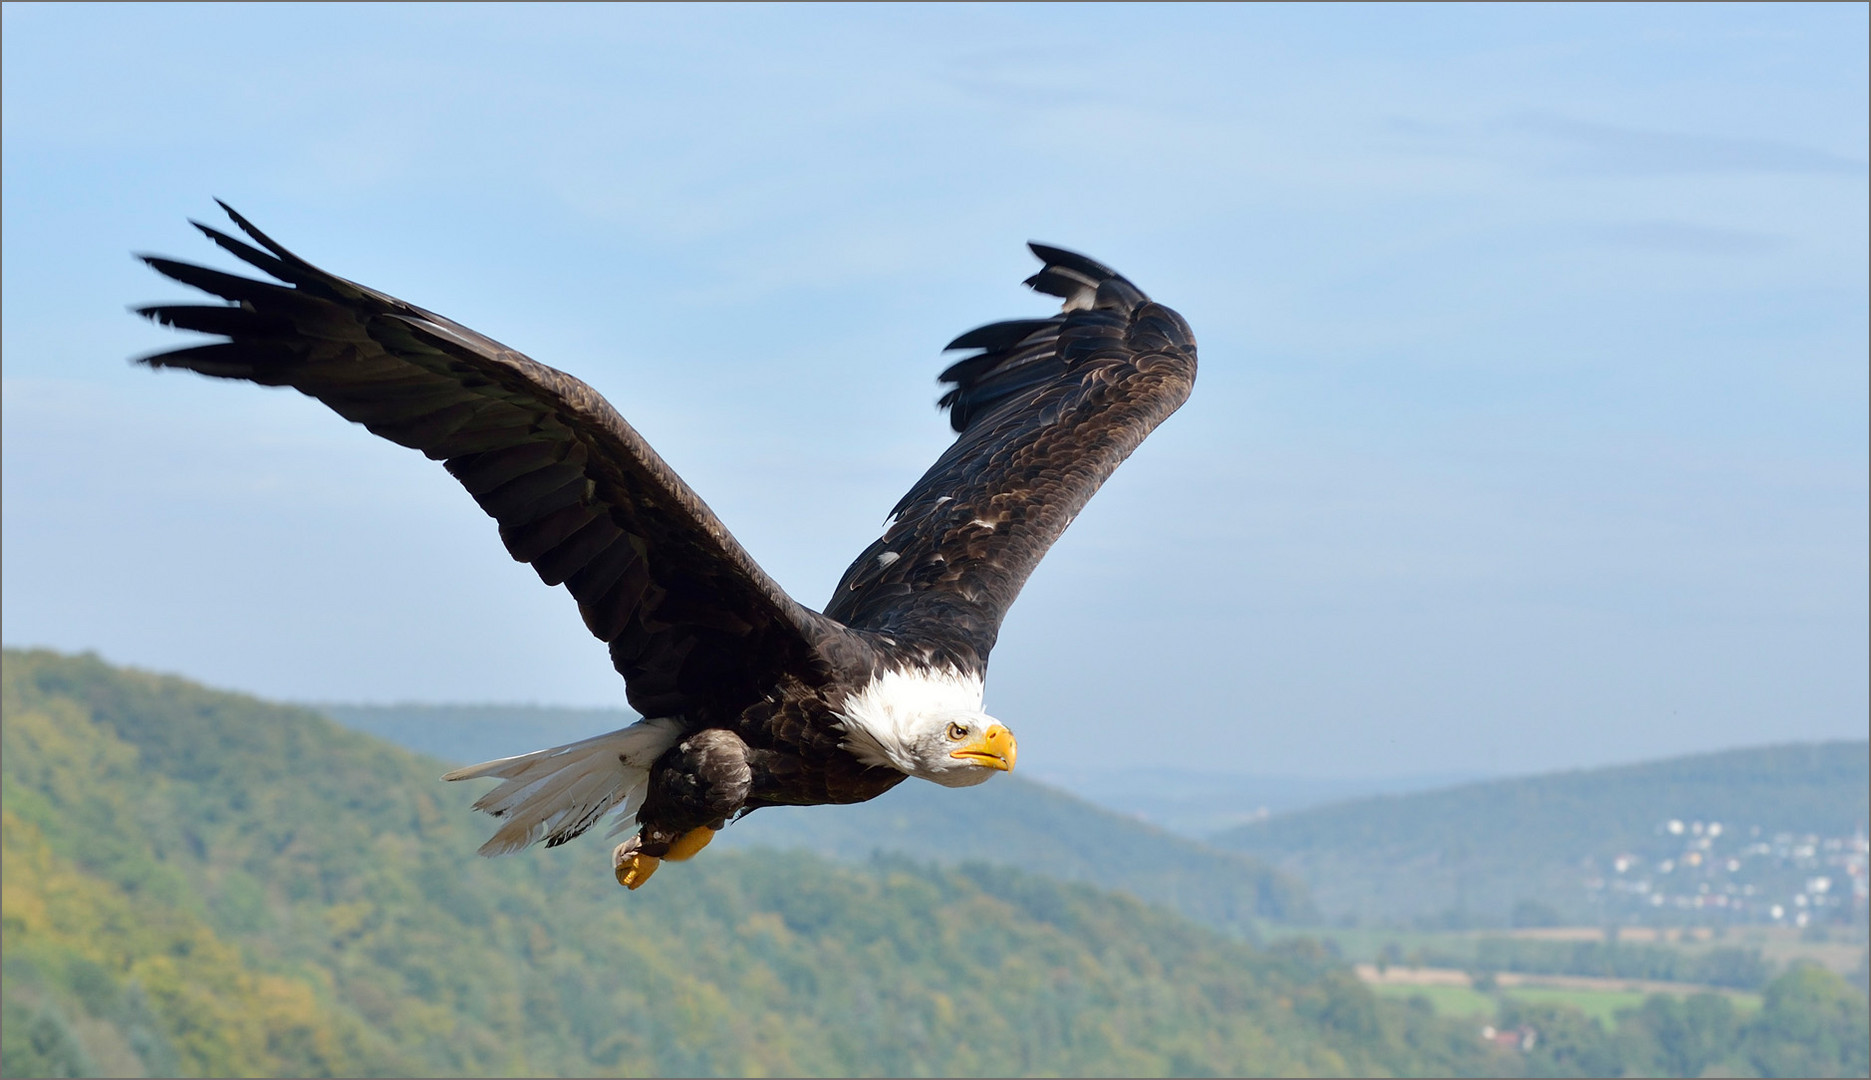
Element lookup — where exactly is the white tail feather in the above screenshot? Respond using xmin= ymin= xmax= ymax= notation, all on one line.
xmin=441 ymin=717 xmax=683 ymax=856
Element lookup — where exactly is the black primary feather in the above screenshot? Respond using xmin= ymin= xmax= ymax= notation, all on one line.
xmin=135 ymin=204 xmax=870 ymax=723
xmin=825 ymin=243 xmax=1196 ymax=673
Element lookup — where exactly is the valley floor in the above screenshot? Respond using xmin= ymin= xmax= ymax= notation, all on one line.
xmin=1356 ymin=963 xmax=1766 ymax=1024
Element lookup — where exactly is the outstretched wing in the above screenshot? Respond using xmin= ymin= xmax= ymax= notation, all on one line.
xmin=824 ymin=244 xmax=1197 ymax=672
xmin=136 ymin=203 xmax=845 ymax=719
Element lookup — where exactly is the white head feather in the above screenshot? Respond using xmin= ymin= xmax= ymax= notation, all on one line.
xmin=836 ymin=666 xmax=1013 ymax=787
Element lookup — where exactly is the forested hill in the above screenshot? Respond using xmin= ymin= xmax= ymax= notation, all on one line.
xmin=1213 ymin=740 xmax=1870 ymax=926
xmin=317 ymin=705 xmax=1317 ymax=933
xmin=1 ymin=649 xmax=1502 ymax=1078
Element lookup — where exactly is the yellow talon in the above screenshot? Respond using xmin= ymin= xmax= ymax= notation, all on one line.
xmin=663 ymin=825 xmax=716 ymax=862
xmin=615 ymin=851 xmax=660 ymax=890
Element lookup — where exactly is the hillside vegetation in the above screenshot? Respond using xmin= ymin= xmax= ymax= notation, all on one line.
xmin=2 ymin=649 xmax=1497 ymax=1078
xmin=321 ymin=703 xmax=1317 ymax=934
xmin=1214 ymin=741 xmax=1870 ymax=926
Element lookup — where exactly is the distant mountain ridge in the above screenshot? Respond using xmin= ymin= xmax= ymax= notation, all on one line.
xmin=315 ymin=702 xmax=634 ymax=772
xmin=314 ymin=704 xmax=1491 ymax=838
xmin=1212 ymin=740 xmax=1870 ymax=926
xmin=316 ymin=701 xmax=1317 ymax=932
xmin=1034 ymin=764 xmax=1494 ymax=836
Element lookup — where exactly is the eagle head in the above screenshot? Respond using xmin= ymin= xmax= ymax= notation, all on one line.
xmin=837 ymin=666 xmax=1017 ymax=786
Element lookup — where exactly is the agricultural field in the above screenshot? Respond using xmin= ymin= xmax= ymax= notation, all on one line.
xmin=1358 ymin=964 xmax=1765 ymax=1023
xmin=1367 ymin=982 xmax=1721 ymax=1025
xmin=1283 ymin=922 xmax=1866 ymax=979
xmin=1284 ymin=920 xmax=1860 ymax=1030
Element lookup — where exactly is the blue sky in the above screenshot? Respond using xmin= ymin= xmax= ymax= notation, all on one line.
xmin=3 ymin=3 xmax=1865 ymax=781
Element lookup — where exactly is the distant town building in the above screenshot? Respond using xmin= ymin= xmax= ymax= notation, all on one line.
xmin=1583 ymin=820 xmax=1868 ymax=927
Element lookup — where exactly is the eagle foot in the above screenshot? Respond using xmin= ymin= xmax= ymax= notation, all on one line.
xmin=612 ymin=840 xmax=661 ymax=890
xmin=662 ymin=825 xmax=717 ymax=862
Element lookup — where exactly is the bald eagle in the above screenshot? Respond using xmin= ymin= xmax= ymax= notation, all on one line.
xmin=137 ymin=204 xmax=1196 ymax=889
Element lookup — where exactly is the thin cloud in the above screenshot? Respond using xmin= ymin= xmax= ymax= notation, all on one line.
xmin=1381 ymin=112 xmax=1869 ymax=177
xmin=1592 ymin=220 xmax=1785 ymax=256
xmin=1509 ymin=112 xmax=1868 ymax=176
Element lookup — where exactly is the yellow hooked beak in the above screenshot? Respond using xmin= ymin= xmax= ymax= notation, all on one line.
xmin=950 ymin=723 xmax=1017 ymax=772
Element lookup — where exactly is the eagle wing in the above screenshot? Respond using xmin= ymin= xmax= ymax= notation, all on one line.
xmin=824 ymin=244 xmax=1197 ymax=672
xmin=137 ymin=204 xmax=844 ymax=719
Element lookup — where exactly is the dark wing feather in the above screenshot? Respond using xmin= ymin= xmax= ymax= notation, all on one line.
xmin=137 ymin=204 xmax=858 ymax=719
xmin=823 ymin=243 xmax=1196 ymax=672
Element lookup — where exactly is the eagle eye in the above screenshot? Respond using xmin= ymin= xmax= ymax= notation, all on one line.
xmin=946 ymin=722 xmax=969 ymax=741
